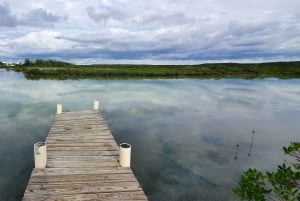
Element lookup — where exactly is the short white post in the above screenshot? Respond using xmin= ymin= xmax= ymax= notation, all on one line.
xmin=34 ymin=142 xmax=47 ymax=168
xmin=93 ymin=100 xmax=99 ymax=110
xmin=119 ymin=143 xmax=131 ymax=167
xmin=57 ymin=104 xmax=62 ymax=114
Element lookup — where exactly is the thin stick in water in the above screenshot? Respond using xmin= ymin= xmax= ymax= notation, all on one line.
xmin=235 ymin=144 xmax=239 ymax=160
xmin=248 ymin=130 xmax=255 ymax=156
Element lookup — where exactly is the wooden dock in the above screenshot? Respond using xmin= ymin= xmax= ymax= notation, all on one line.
xmin=23 ymin=109 xmax=148 ymax=201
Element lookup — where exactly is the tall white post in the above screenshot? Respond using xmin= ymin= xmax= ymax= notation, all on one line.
xmin=57 ymin=104 xmax=62 ymax=114
xmin=119 ymin=143 xmax=131 ymax=167
xmin=34 ymin=142 xmax=47 ymax=168
xmin=93 ymin=100 xmax=99 ymax=110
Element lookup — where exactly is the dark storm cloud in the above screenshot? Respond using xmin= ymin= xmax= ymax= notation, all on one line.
xmin=87 ymin=7 xmax=129 ymax=23
xmin=0 ymin=4 xmax=17 ymax=27
xmin=132 ymin=13 xmax=195 ymax=26
xmin=20 ymin=8 xmax=67 ymax=26
xmin=0 ymin=3 xmax=66 ymax=27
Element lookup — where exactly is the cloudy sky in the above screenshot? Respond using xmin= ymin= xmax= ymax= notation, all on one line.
xmin=0 ymin=0 xmax=299 ymax=64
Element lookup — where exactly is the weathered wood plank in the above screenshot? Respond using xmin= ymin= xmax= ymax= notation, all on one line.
xmin=46 ymin=143 xmax=119 ymax=148
xmin=48 ymin=130 xmax=113 ymax=135
xmin=23 ymin=191 xmax=148 ymax=201
xmin=46 ymin=150 xmax=119 ymax=156
xmin=47 ymin=160 xmax=119 ymax=168
xmin=50 ymin=126 xmax=109 ymax=130
xmin=31 ymin=167 xmax=132 ymax=176
xmin=23 ymin=110 xmax=148 ymax=201
xmin=25 ymin=182 xmax=143 ymax=195
xmin=46 ymin=146 xmax=118 ymax=151
xmin=50 ymin=125 xmax=110 ymax=129
xmin=47 ymin=155 xmax=119 ymax=160
xmin=47 ymin=133 xmax=114 ymax=137
xmin=48 ymin=133 xmax=113 ymax=136
xmin=49 ymin=128 xmax=111 ymax=133
xmin=46 ymin=139 xmax=116 ymax=143
xmin=28 ymin=173 xmax=138 ymax=183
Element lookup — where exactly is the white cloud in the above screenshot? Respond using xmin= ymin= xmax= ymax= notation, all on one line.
xmin=0 ymin=0 xmax=299 ymax=63
xmin=2 ymin=31 xmax=77 ymax=56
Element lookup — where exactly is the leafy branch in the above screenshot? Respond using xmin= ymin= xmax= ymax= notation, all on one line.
xmin=233 ymin=141 xmax=300 ymax=201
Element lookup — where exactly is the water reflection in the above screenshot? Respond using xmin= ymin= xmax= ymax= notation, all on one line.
xmin=0 ymin=70 xmax=299 ymax=200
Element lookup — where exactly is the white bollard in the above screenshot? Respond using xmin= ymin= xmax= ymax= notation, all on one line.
xmin=93 ymin=100 xmax=99 ymax=110
xmin=34 ymin=142 xmax=47 ymax=168
xmin=57 ymin=104 xmax=62 ymax=114
xmin=119 ymin=143 xmax=131 ymax=167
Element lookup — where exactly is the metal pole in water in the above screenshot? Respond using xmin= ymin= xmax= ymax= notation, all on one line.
xmin=57 ymin=104 xmax=62 ymax=114
xmin=248 ymin=130 xmax=255 ymax=156
xmin=234 ymin=144 xmax=239 ymax=160
xmin=34 ymin=142 xmax=47 ymax=168
xmin=119 ymin=143 xmax=131 ymax=167
xmin=93 ymin=100 xmax=99 ymax=110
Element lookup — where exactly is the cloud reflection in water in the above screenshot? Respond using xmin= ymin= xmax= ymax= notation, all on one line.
xmin=0 ymin=71 xmax=300 ymax=200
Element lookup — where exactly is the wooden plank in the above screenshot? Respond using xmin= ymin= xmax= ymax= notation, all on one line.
xmin=48 ymin=131 xmax=111 ymax=134
xmin=47 ymin=150 xmax=119 ymax=156
xmin=47 ymin=134 xmax=114 ymax=138
xmin=51 ymin=124 xmax=109 ymax=129
xmin=46 ymin=160 xmax=119 ymax=168
xmin=25 ymin=182 xmax=143 ymax=195
xmin=48 ymin=131 xmax=111 ymax=135
xmin=46 ymin=143 xmax=119 ymax=148
xmin=49 ymin=128 xmax=111 ymax=132
xmin=23 ymin=191 xmax=148 ymax=201
xmin=31 ymin=167 xmax=132 ymax=176
xmin=28 ymin=173 xmax=138 ymax=183
xmin=47 ymin=155 xmax=119 ymax=160
xmin=46 ymin=146 xmax=118 ymax=151
xmin=50 ymin=126 xmax=109 ymax=130
xmin=47 ymin=133 xmax=114 ymax=137
xmin=22 ymin=110 xmax=148 ymax=201
xmin=48 ymin=130 xmax=113 ymax=134
xmin=46 ymin=139 xmax=116 ymax=143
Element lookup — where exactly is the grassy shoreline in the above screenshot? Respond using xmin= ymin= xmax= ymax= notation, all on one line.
xmin=2 ymin=60 xmax=300 ymax=79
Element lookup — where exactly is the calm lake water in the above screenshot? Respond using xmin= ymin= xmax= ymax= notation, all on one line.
xmin=0 ymin=69 xmax=299 ymax=201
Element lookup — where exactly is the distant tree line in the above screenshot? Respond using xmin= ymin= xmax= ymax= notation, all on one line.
xmin=22 ymin=58 xmax=73 ymax=67
xmin=2 ymin=58 xmax=300 ymax=79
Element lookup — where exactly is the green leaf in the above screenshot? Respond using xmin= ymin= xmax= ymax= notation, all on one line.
xmin=234 ymin=141 xmax=300 ymax=201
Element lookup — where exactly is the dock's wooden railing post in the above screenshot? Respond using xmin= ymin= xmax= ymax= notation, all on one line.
xmin=57 ymin=104 xmax=62 ymax=114
xmin=119 ymin=143 xmax=131 ymax=167
xmin=34 ymin=142 xmax=47 ymax=168
xmin=93 ymin=100 xmax=99 ymax=110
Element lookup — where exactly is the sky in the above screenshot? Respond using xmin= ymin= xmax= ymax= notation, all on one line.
xmin=0 ymin=0 xmax=299 ymax=64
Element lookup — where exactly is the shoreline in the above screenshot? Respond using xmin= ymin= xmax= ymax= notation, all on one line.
xmin=2 ymin=60 xmax=300 ymax=80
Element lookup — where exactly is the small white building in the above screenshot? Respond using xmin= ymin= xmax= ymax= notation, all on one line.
xmin=2 ymin=62 xmax=16 ymax=66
